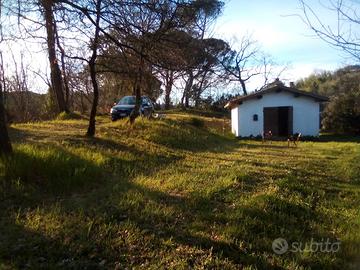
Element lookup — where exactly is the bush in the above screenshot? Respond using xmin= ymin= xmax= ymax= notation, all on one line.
xmin=322 ymin=88 xmax=360 ymax=135
xmin=188 ymin=117 xmax=205 ymax=128
xmin=56 ymin=111 xmax=83 ymax=120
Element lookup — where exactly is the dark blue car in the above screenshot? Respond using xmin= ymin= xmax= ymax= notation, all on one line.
xmin=110 ymin=96 xmax=154 ymax=121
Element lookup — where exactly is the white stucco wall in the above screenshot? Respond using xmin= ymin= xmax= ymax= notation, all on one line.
xmin=231 ymin=91 xmax=321 ymax=137
xmin=231 ymin=107 xmax=239 ymax=137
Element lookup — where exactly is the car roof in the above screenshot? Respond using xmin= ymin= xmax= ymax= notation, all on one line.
xmin=121 ymin=96 xmax=149 ymax=98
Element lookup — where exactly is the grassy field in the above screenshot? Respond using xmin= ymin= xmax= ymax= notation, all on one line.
xmin=0 ymin=113 xmax=359 ymax=269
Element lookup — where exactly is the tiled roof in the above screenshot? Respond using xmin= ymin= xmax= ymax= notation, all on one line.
xmin=225 ymin=83 xmax=329 ymax=109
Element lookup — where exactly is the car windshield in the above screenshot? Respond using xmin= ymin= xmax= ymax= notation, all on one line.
xmin=117 ymin=96 xmax=150 ymax=105
xmin=118 ymin=96 xmax=135 ymax=105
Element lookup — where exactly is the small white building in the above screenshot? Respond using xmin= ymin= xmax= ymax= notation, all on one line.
xmin=226 ymin=80 xmax=328 ymax=137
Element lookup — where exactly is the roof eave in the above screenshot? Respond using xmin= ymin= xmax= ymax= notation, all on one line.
xmin=225 ymin=85 xmax=329 ymax=109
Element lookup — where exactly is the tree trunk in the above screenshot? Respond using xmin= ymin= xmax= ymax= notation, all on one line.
xmin=0 ymin=79 xmax=12 ymax=155
xmin=86 ymin=0 xmax=101 ymax=137
xmin=80 ymin=92 xmax=85 ymax=113
xmin=164 ymin=70 xmax=173 ymax=110
xmin=183 ymin=70 xmax=194 ymax=108
xmin=194 ymin=91 xmax=200 ymax=108
xmin=129 ymin=55 xmax=144 ymax=124
xmin=240 ymin=79 xmax=247 ymax=95
xmin=129 ymin=82 xmax=141 ymax=124
xmin=42 ymin=0 xmax=68 ymax=113
xmin=86 ymin=61 xmax=99 ymax=136
xmin=194 ymin=71 xmax=207 ymax=108
xmin=181 ymin=88 xmax=185 ymax=106
xmin=55 ymin=22 xmax=70 ymax=108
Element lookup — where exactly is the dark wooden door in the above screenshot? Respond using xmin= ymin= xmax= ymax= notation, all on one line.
xmin=263 ymin=107 xmax=279 ymax=136
xmin=264 ymin=106 xmax=293 ymax=136
xmin=287 ymin=106 xmax=293 ymax=135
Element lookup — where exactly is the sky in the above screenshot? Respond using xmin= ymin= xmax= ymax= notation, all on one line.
xmin=213 ymin=0 xmax=350 ymax=91
xmin=1 ymin=0 xmax=354 ymax=96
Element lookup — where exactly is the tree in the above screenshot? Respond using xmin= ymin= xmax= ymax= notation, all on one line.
xmin=296 ymin=70 xmax=335 ymax=96
xmin=4 ymin=0 xmax=71 ymax=114
xmin=60 ymin=0 xmax=210 ymax=123
xmin=149 ymin=29 xmax=195 ymax=108
xmin=218 ymin=34 xmax=287 ymax=96
xmin=300 ymin=0 xmax=360 ymax=61
xmin=0 ymin=74 xmax=12 ymax=155
xmin=180 ymin=0 xmax=224 ymax=107
xmin=163 ymin=69 xmax=175 ymax=109
xmin=296 ymin=65 xmax=360 ymax=96
xmin=86 ymin=0 xmax=101 ymax=137
xmin=296 ymin=65 xmax=360 ymax=134
xmin=41 ymin=0 xmax=69 ymax=113
xmin=3 ymin=51 xmax=45 ymax=122
xmin=322 ymin=87 xmax=360 ymax=134
xmin=156 ymin=32 xmax=228 ymax=108
xmin=188 ymin=37 xmax=229 ymax=107
xmin=97 ymin=32 xmax=163 ymax=105
xmin=0 ymin=0 xmax=12 ymax=155
xmin=219 ymin=36 xmax=260 ymax=95
xmin=3 ymin=0 xmax=227 ymax=130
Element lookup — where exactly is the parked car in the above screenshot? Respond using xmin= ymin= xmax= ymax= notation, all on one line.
xmin=110 ymin=96 xmax=154 ymax=121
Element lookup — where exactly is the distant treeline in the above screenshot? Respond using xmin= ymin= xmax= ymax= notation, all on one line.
xmin=4 ymin=90 xmax=235 ymax=123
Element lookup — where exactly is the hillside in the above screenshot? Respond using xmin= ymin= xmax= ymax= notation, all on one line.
xmin=296 ymin=65 xmax=360 ymax=97
xmin=1 ymin=114 xmax=359 ymax=269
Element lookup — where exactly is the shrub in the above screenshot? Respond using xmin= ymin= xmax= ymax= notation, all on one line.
xmin=188 ymin=117 xmax=205 ymax=128
xmin=56 ymin=111 xmax=83 ymax=121
xmin=322 ymin=89 xmax=360 ymax=135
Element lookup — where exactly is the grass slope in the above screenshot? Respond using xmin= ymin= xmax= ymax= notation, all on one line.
xmin=0 ymin=114 xmax=359 ymax=269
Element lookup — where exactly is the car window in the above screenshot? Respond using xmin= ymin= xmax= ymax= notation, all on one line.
xmin=118 ymin=96 xmax=135 ymax=105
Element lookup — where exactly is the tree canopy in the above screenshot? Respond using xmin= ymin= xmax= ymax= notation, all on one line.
xmin=296 ymin=65 xmax=360 ymax=134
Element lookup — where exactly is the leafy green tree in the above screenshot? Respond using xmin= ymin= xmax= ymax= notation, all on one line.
xmin=322 ymin=87 xmax=360 ymax=134
xmin=297 ymin=65 xmax=360 ymax=134
xmin=296 ymin=71 xmax=334 ymax=95
xmin=296 ymin=65 xmax=360 ymax=97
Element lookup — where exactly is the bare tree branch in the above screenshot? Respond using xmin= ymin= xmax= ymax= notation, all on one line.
xmin=300 ymin=0 xmax=360 ymax=61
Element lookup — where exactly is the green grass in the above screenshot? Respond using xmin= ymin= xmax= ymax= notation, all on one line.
xmin=56 ymin=111 xmax=83 ymax=121
xmin=0 ymin=114 xmax=359 ymax=269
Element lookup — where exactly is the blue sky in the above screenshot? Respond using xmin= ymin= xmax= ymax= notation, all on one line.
xmin=1 ymin=0 xmax=353 ymax=96
xmin=214 ymin=0 xmax=349 ymax=89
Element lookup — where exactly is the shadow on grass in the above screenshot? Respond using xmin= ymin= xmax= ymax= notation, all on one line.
xmin=238 ymin=142 xmax=292 ymax=150
xmin=318 ymin=134 xmax=360 ymax=143
xmin=1 ymin=162 xmax=353 ymax=268
xmin=142 ymin=118 xmax=239 ymax=153
xmin=0 ymin=217 xmax=102 ymax=269
xmin=0 ymin=129 xmax=268 ymax=268
xmin=164 ymin=108 xmax=229 ymax=119
xmin=2 ymin=124 xmax=359 ymax=268
xmin=0 ymin=144 xmax=104 ymax=197
xmin=0 ymin=133 xmax=184 ymax=201
xmin=10 ymin=120 xmax=239 ymax=155
xmin=236 ymin=134 xmax=360 ymax=144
